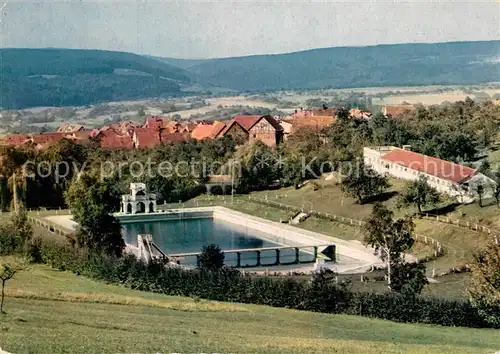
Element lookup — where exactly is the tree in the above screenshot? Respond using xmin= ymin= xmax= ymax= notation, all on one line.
xmin=0 ymin=258 xmax=28 ymax=313
xmin=492 ymin=169 xmax=500 ymax=208
xmin=199 ymin=244 xmax=225 ymax=271
xmin=0 ymin=205 xmax=33 ymax=255
xmin=478 ymin=160 xmax=491 ymax=174
xmin=341 ymin=160 xmax=390 ymax=204
xmin=364 ymin=203 xmax=417 ymax=291
xmin=397 ymin=175 xmax=441 ymax=214
xmin=65 ymin=173 xmax=124 ymax=257
xmin=390 ymin=262 xmax=428 ymax=296
xmin=468 ymin=241 xmax=500 ymax=327
xmin=472 ymin=181 xmax=486 ymax=207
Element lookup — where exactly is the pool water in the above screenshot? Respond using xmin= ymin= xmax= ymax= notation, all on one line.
xmin=121 ymin=218 xmax=314 ymax=267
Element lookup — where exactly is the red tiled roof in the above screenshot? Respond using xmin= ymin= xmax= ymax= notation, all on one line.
xmin=99 ymin=134 xmax=134 ymax=150
xmin=191 ymin=121 xmax=227 ymax=140
xmin=31 ymin=133 xmax=67 ymax=145
xmin=211 ymin=121 xmax=227 ymax=138
xmin=232 ymin=115 xmax=262 ymax=131
xmin=0 ymin=134 xmax=31 ymax=146
xmin=134 ymin=128 xmax=161 ymax=149
xmin=381 ymin=149 xmax=475 ymax=183
xmin=191 ymin=124 xmax=216 ymax=140
xmin=289 ymin=116 xmax=336 ymax=132
xmin=134 ymin=128 xmax=187 ymax=148
xmin=161 ymin=132 xmax=188 ymax=144
xmin=221 ymin=115 xmax=283 ymax=136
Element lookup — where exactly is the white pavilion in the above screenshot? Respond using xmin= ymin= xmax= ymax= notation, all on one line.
xmin=121 ymin=183 xmax=157 ymax=214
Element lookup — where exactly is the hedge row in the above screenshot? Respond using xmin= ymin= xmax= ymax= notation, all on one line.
xmin=37 ymin=241 xmax=494 ymax=329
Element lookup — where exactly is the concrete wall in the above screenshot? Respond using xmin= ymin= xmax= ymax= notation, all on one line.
xmin=115 ymin=210 xmax=212 ymax=224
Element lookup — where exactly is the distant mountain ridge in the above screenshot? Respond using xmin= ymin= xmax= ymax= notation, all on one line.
xmin=157 ymin=40 xmax=500 ymax=91
xmin=0 ymin=48 xmax=195 ymax=109
xmin=1 ymin=41 xmax=499 ymax=109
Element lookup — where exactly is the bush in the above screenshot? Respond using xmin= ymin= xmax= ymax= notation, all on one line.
xmin=30 ymin=238 xmax=496 ymax=329
xmin=210 ymin=185 xmax=223 ymax=195
xmin=199 ymin=244 xmax=224 ymax=271
xmin=223 ymin=185 xmax=233 ymax=195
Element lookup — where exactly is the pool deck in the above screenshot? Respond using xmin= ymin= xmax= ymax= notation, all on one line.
xmin=43 ymin=206 xmax=390 ymax=274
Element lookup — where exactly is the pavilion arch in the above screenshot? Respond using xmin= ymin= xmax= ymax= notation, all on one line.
xmin=137 ymin=202 xmax=146 ymax=213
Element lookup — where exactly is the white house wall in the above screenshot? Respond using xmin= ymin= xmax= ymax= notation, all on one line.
xmin=363 ymin=147 xmax=477 ymax=203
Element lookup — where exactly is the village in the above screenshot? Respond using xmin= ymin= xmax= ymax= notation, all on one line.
xmin=1 ymin=102 xmax=495 ymax=205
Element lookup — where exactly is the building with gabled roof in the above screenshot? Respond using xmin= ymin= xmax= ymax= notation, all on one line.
xmin=217 ymin=114 xmax=283 ymax=146
xmin=363 ymin=146 xmax=495 ymax=204
xmin=56 ymin=122 xmax=86 ymax=133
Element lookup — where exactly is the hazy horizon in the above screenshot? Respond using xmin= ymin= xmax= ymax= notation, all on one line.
xmin=0 ymin=0 xmax=498 ymax=59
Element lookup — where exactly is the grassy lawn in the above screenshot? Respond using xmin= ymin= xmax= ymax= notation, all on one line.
xmin=0 ymin=262 xmax=498 ymax=354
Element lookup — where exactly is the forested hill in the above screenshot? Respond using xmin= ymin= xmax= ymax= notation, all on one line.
xmin=0 ymin=48 xmax=194 ymax=109
xmin=1 ymin=41 xmax=499 ymax=109
xmin=160 ymin=40 xmax=500 ymax=91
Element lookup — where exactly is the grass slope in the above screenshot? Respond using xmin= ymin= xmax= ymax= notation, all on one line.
xmin=0 ymin=263 xmax=498 ymax=353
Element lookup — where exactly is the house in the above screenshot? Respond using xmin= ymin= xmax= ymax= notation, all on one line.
xmin=217 ymin=115 xmax=283 ymax=147
xmin=285 ymin=106 xmax=337 ymax=135
xmin=363 ymin=146 xmax=496 ymax=204
xmin=290 ymin=106 xmax=337 ymax=118
xmin=277 ymin=119 xmax=294 ymax=140
xmin=110 ymin=121 xmax=138 ymax=135
xmin=0 ymin=134 xmax=31 ymax=147
xmin=381 ymin=104 xmax=415 ymax=118
xmin=349 ymin=108 xmax=372 ymax=120
xmin=143 ymin=116 xmax=164 ymax=130
xmin=133 ymin=128 xmax=187 ymax=149
xmin=93 ymin=130 xmax=134 ymax=150
xmin=56 ymin=122 xmax=85 ymax=133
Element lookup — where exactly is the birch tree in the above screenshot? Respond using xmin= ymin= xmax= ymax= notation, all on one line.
xmin=363 ymin=203 xmax=416 ymax=291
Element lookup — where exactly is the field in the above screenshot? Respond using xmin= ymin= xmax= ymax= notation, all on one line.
xmin=0 ymin=260 xmax=498 ymax=354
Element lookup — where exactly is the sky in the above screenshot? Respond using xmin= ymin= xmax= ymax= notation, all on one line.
xmin=0 ymin=0 xmax=499 ymax=59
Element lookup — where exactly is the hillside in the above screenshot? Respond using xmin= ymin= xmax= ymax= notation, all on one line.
xmin=0 ymin=261 xmax=498 ymax=353
xmin=0 ymin=48 xmax=195 ymax=109
xmin=2 ymin=41 xmax=499 ymax=109
xmin=161 ymin=41 xmax=500 ymax=92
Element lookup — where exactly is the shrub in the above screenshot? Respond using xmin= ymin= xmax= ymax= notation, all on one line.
xmin=31 ymin=238 xmax=496 ymax=329
xmin=210 ymin=185 xmax=223 ymax=195
xmin=199 ymin=244 xmax=224 ymax=271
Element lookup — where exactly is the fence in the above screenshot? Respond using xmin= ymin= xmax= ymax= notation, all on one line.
xmin=421 ymin=213 xmax=499 ymax=244
xmin=244 ymin=196 xmax=445 ymax=260
xmin=26 ymin=215 xmax=74 ymax=240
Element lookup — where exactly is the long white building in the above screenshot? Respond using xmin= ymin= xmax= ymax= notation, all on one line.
xmin=363 ymin=146 xmax=495 ymax=204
